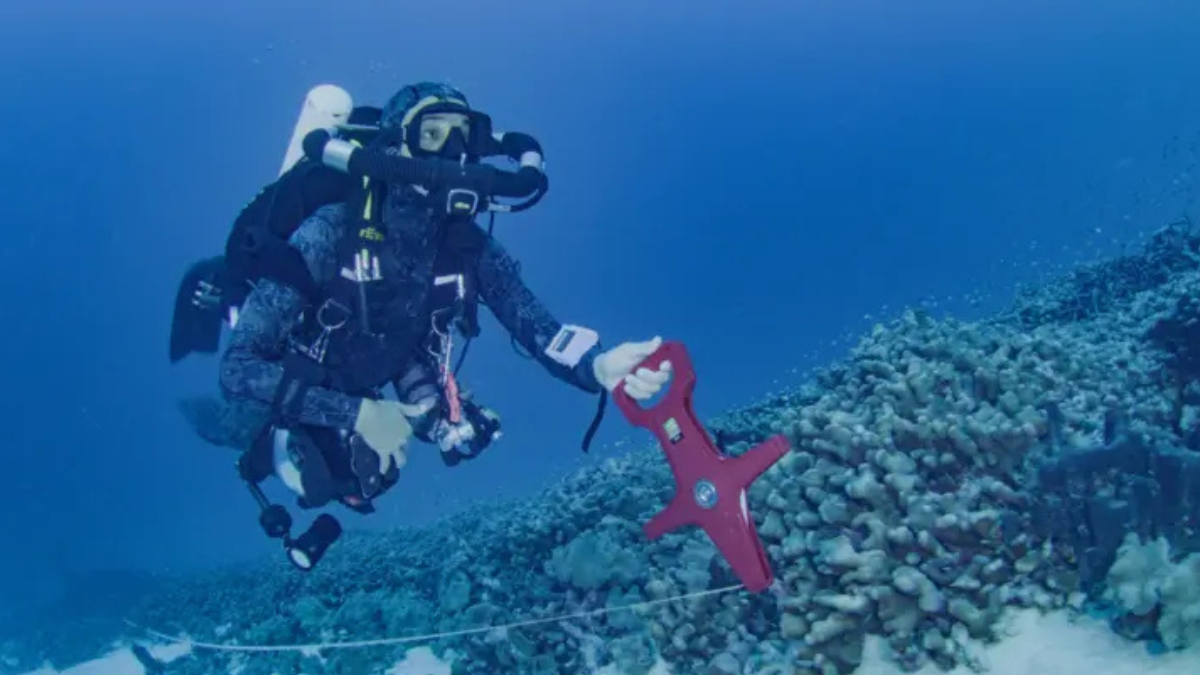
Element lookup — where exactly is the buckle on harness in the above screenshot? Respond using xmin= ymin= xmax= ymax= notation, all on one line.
xmin=293 ymin=299 xmax=351 ymax=363
xmin=446 ymin=188 xmax=480 ymax=216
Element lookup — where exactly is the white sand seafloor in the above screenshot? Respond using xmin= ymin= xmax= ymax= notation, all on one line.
xmin=17 ymin=608 xmax=1198 ymax=675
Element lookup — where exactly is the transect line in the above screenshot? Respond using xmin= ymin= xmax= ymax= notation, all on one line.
xmin=126 ymin=583 xmax=746 ymax=653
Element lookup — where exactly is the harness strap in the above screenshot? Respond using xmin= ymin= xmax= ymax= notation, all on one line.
xmin=271 ymin=351 xmax=329 ymax=429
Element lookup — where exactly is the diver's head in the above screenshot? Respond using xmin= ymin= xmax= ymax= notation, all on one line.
xmin=380 ymin=81 xmax=492 ymax=161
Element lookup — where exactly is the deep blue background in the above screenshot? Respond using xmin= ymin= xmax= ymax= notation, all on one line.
xmin=0 ymin=0 xmax=1198 ymax=609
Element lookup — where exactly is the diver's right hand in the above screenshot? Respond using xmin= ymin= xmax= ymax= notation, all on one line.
xmin=352 ymin=399 xmax=415 ymax=473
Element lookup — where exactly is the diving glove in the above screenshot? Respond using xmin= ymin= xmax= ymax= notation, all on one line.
xmin=352 ymin=399 xmax=416 ymax=474
xmin=593 ymin=336 xmax=673 ymax=401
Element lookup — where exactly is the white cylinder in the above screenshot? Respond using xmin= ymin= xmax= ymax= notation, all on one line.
xmin=279 ymin=84 xmax=354 ymax=176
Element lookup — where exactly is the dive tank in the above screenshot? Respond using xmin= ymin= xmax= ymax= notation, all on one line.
xmin=279 ymin=84 xmax=354 ymax=176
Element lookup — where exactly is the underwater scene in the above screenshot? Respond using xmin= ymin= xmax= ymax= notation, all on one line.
xmin=2 ymin=2 xmax=1200 ymax=675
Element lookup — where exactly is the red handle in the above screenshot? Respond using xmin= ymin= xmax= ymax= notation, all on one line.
xmin=610 ymin=340 xmax=695 ymax=429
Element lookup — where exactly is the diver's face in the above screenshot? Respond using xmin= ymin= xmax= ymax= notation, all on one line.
xmin=418 ymin=112 xmax=471 ymax=153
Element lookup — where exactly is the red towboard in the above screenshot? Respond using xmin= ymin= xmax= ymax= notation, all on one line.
xmin=612 ymin=340 xmax=792 ymax=593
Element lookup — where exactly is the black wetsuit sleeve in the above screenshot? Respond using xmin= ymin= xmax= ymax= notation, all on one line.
xmin=476 ymin=236 xmax=604 ymax=394
xmin=219 ymin=203 xmax=365 ymax=429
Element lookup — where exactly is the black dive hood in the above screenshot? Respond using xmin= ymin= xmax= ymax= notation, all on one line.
xmin=303 ymin=124 xmax=548 ymax=214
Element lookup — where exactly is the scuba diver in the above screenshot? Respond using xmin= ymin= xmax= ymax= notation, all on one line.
xmin=172 ymin=82 xmax=671 ymax=570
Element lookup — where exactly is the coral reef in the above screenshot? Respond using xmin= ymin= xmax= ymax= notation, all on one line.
xmin=6 ymin=220 xmax=1200 ymax=674
xmin=1029 ymin=407 xmax=1200 ymax=589
xmin=1104 ymin=533 xmax=1200 ymax=650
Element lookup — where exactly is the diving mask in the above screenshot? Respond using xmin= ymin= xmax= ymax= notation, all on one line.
xmin=418 ymin=112 xmax=472 ymax=155
xmin=405 ymin=100 xmax=494 ymax=160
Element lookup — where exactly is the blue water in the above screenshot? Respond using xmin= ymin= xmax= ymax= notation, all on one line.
xmin=0 ymin=0 xmax=1198 ymax=616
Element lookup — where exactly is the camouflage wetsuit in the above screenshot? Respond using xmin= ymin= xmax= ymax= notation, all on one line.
xmin=218 ymin=187 xmax=604 ymax=433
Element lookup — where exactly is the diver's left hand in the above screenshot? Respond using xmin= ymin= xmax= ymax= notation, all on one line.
xmin=594 ymin=336 xmax=672 ymax=400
